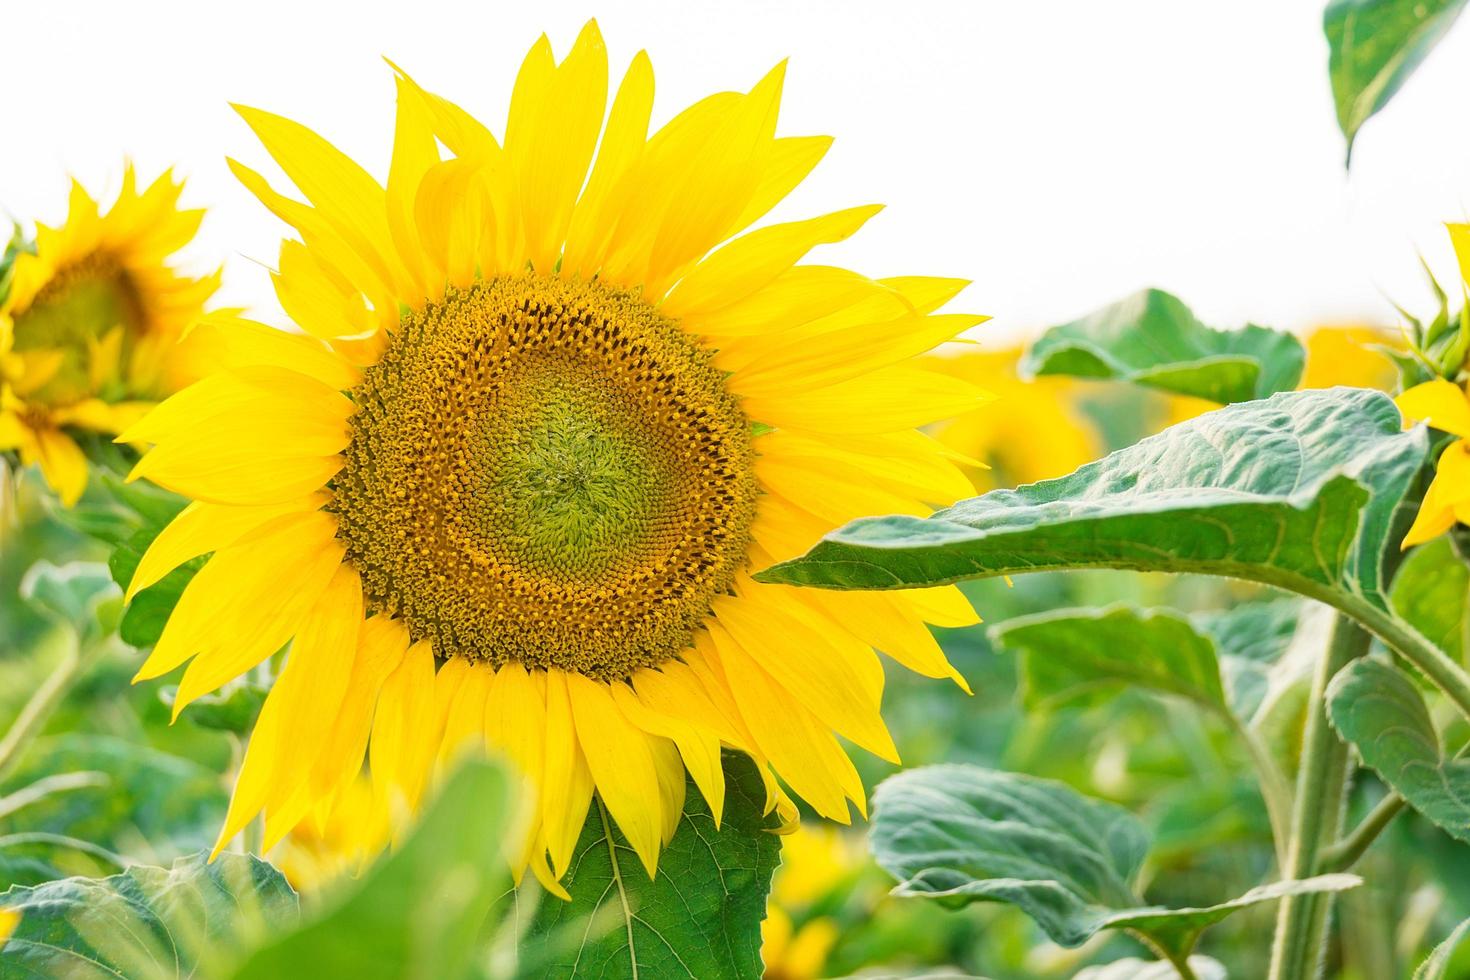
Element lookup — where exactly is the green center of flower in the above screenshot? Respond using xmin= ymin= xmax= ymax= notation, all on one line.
xmin=9 ymin=255 xmax=143 ymax=407
xmin=331 ymin=275 xmax=758 ymax=681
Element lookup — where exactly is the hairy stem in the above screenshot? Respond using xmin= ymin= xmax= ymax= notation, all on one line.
xmin=1227 ymin=713 xmax=1293 ymax=869
xmin=1349 ymin=602 xmax=1470 ymax=725
xmin=1321 ymin=794 xmax=1406 ymax=872
xmin=0 ymin=637 xmax=83 ymax=784
xmin=1268 ymin=614 xmax=1369 ymax=980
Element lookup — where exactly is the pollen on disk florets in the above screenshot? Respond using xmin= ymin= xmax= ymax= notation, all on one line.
xmin=330 ymin=275 xmax=759 ymax=681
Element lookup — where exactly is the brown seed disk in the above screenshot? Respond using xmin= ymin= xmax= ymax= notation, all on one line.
xmin=330 ymin=275 xmax=758 ymax=681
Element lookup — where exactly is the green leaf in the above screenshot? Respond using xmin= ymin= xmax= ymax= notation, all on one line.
xmin=870 ymin=764 xmax=1358 ymax=960
xmin=756 ymin=389 xmax=1427 ymax=614
xmin=1325 ymin=0 xmax=1469 ymax=158
xmin=1392 ymin=536 xmax=1469 ymax=664
xmin=1415 ymin=917 xmax=1470 ymax=979
xmin=19 ymin=562 xmax=119 ymax=641
xmin=993 ymin=604 xmax=1227 ymax=712
xmin=109 ymin=529 xmax=201 ymax=649
xmin=514 ymin=750 xmax=781 ymax=979
xmin=0 ymin=734 xmax=227 ymax=885
xmin=0 ymin=851 xmax=297 ymax=979
xmin=228 ymin=755 xmax=512 ymax=980
xmin=1326 ymin=657 xmax=1470 ymax=842
xmin=161 ymin=683 xmax=268 ymax=734
xmin=1022 ymin=289 xmax=1305 ymax=403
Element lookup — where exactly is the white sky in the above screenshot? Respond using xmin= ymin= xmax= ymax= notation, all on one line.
xmin=6 ymin=0 xmax=1470 ymax=347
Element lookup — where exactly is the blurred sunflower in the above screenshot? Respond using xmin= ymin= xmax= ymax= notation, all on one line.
xmin=927 ymin=347 xmax=1101 ymax=490
xmin=762 ymin=824 xmax=862 ymax=980
xmin=0 ymin=168 xmax=216 ymax=504
xmin=272 ymin=776 xmax=381 ymax=892
xmin=121 ymin=21 xmax=984 ymax=893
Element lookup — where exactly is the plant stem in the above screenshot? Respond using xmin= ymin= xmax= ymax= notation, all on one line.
xmin=1321 ymin=794 xmax=1406 ymax=872
xmin=1345 ymin=600 xmax=1470 ymax=725
xmin=0 ymin=636 xmax=82 ymax=784
xmin=1227 ymin=713 xmax=1293 ymax=869
xmin=1268 ymin=614 xmax=1369 ymax=980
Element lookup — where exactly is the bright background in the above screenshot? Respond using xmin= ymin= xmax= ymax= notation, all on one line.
xmin=6 ymin=0 xmax=1470 ymax=342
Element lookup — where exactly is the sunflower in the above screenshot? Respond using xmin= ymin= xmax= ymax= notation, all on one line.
xmin=0 ymin=167 xmax=217 ymax=505
xmin=121 ymin=21 xmax=985 ymax=894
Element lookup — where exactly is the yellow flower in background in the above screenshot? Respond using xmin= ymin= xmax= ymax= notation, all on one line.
xmin=1161 ymin=323 xmax=1401 ymax=429
xmin=1299 ymin=324 xmax=1399 ymax=391
xmin=927 ymin=348 xmax=1102 ymax=490
xmin=762 ymin=824 xmax=862 ymax=980
xmin=273 ymin=777 xmax=383 ymax=892
xmin=1396 ymin=378 xmax=1470 ymax=546
xmin=0 ymin=907 xmax=17 ymax=950
xmin=0 ymin=168 xmax=217 ymax=505
xmin=121 ymin=21 xmax=984 ymax=894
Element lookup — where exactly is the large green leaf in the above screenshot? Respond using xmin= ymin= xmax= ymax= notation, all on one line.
xmin=870 ymin=765 xmax=1358 ymax=960
xmin=514 ymin=751 xmax=781 ymax=979
xmin=1325 ymin=0 xmax=1469 ymax=157
xmin=994 ymin=600 xmax=1306 ymax=729
xmin=1392 ymin=536 xmax=1469 ymax=664
xmin=756 ymin=389 xmax=1427 ymax=613
xmin=1415 ymin=917 xmax=1470 ymax=979
xmin=0 ymin=851 xmax=297 ymax=979
xmin=993 ymin=605 xmax=1227 ymax=712
xmin=228 ymin=756 xmax=512 ymax=980
xmin=1022 ymin=289 xmax=1304 ymax=403
xmin=1326 ymin=657 xmax=1470 ymax=843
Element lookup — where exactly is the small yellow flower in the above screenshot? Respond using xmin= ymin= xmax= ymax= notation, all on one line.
xmin=272 ymin=776 xmax=383 ymax=892
xmin=122 ymin=21 xmax=985 ymax=893
xmin=1396 ymin=378 xmax=1470 ymax=546
xmin=762 ymin=907 xmax=839 ymax=980
xmin=762 ymin=825 xmax=861 ymax=980
xmin=0 ymin=167 xmax=216 ymax=504
xmin=928 ymin=347 xmax=1102 ymax=490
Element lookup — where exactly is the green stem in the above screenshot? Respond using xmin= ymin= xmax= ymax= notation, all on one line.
xmin=1320 ymin=739 xmax=1468 ymax=871
xmin=1226 ymin=713 xmax=1294 ymax=869
xmin=0 ymin=637 xmax=83 ymax=784
xmin=1268 ymin=614 xmax=1369 ymax=980
xmin=1321 ymin=794 xmax=1406 ymax=872
xmin=1347 ymin=601 xmax=1470 ymax=725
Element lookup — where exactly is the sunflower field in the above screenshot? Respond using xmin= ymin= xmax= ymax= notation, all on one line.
xmin=6 ymin=3 xmax=1470 ymax=978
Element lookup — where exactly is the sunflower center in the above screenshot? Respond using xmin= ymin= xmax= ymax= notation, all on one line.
xmin=332 ymin=275 xmax=758 ymax=681
xmin=8 ymin=255 xmax=144 ymax=407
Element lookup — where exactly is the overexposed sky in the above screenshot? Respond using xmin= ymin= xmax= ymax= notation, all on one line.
xmin=5 ymin=0 xmax=1470 ymax=346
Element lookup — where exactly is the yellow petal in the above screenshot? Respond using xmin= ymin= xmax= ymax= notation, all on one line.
xmin=32 ymin=428 xmax=88 ymax=507
xmin=507 ymin=21 xmax=608 ymax=272
xmin=713 ymin=590 xmax=896 ymax=763
xmin=1397 ymin=380 xmax=1470 ymax=439
xmin=127 ymin=497 xmax=319 ymax=601
xmin=565 ymin=673 xmax=664 ymax=876
xmin=612 ymin=679 xmax=725 ymax=826
xmin=562 ymin=50 xmax=655 ymax=279
xmin=214 ymin=564 xmax=361 ymax=853
xmin=662 ymin=206 xmax=882 ymax=320
xmin=370 ymin=639 xmax=440 ymax=833
xmin=540 ymin=670 xmax=596 ymax=876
